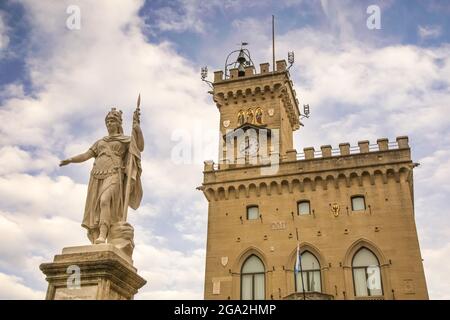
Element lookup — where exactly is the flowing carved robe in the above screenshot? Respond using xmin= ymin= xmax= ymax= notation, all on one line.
xmin=82 ymin=133 xmax=142 ymax=232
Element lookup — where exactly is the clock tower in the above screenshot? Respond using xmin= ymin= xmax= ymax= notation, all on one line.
xmin=211 ymin=50 xmax=300 ymax=169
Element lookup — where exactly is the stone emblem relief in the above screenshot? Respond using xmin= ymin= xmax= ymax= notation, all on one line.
xmin=221 ymin=256 xmax=228 ymax=267
xmin=331 ymin=203 xmax=340 ymax=217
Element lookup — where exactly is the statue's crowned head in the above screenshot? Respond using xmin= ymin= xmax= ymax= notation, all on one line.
xmin=105 ymin=107 xmax=124 ymax=134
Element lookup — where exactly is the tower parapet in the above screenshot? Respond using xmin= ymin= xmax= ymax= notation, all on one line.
xmin=204 ymin=136 xmax=410 ymax=172
xmin=296 ymin=136 xmax=408 ymax=160
xmin=214 ymin=59 xmax=289 ymax=83
xmin=201 ymin=136 xmax=414 ymax=201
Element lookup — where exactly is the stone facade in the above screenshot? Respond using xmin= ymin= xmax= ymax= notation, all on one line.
xmin=201 ymin=60 xmax=428 ymax=300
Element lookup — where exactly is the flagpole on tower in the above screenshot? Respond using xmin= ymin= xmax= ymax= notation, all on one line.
xmin=272 ymin=15 xmax=275 ymax=72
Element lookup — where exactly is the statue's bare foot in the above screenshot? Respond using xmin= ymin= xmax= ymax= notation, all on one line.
xmin=94 ymin=237 xmax=106 ymax=244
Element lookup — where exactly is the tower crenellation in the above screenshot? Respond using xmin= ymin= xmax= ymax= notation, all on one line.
xmin=214 ymin=59 xmax=289 ymax=83
xmin=204 ymin=136 xmax=410 ymax=170
xmin=202 ymin=136 xmax=414 ymax=202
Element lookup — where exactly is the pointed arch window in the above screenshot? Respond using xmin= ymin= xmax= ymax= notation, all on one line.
xmin=352 ymin=247 xmax=383 ymax=297
xmin=295 ymin=251 xmax=322 ymax=292
xmin=241 ymin=255 xmax=265 ymax=300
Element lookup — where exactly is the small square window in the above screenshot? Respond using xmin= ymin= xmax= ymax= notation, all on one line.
xmin=352 ymin=196 xmax=366 ymax=211
xmin=298 ymin=201 xmax=311 ymax=215
xmin=247 ymin=206 xmax=259 ymax=220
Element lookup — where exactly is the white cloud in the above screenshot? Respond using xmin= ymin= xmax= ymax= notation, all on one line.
xmin=133 ymin=245 xmax=205 ymax=299
xmin=417 ymin=150 xmax=450 ymax=193
xmin=0 ymin=83 xmax=25 ymax=99
xmin=319 ymin=0 xmax=360 ymax=40
xmin=154 ymin=5 xmax=205 ymax=34
xmin=0 ymin=146 xmax=59 ymax=175
xmin=0 ymin=208 xmax=84 ymax=295
xmin=0 ymin=209 xmax=84 ymax=261
xmin=0 ymin=214 xmax=27 ymax=265
xmin=151 ymin=0 xmax=249 ymax=34
xmin=423 ymin=244 xmax=450 ymax=299
xmin=414 ymin=149 xmax=450 ymax=254
xmin=0 ymin=272 xmax=44 ymax=299
xmin=0 ymin=174 xmax=86 ymax=220
xmin=418 ymin=25 xmax=442 ymax=41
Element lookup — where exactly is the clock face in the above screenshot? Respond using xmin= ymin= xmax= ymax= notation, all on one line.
xmin=248 ymin=137 xmax=259 ymax=155
xmin=239 ymin=138 xmax=259 ymax=156
xmin=239 ymin=140 xmax=247 ymax=155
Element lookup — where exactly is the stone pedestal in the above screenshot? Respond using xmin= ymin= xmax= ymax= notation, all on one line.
xmin=40 ymin=244 xmax=146 ymax=300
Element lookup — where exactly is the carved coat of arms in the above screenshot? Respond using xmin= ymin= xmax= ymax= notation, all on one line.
xmin=221 ymin=257 xmax=228 ymax=267
xmin=331 ymin=203 xmax=340 ymax=217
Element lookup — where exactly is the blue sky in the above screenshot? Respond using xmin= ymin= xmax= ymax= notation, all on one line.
xmin=0 ymin=0 xmax=449 ymax=299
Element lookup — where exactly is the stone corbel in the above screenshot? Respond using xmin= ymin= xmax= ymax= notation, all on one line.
xmin=213 ymin=93 xmax=225 ymax=108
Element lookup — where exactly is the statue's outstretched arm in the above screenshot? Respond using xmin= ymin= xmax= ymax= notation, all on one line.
xmin=60 ymin=150 xmax=94 ymax=166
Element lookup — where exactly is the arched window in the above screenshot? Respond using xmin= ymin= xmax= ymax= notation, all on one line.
xmin=295 ymin=251 xmax=321 ymax=292
xmin=241 ymin=255 xmax=265 ymax=300
xmin=352 ymin=247 xmax=383 ymax=297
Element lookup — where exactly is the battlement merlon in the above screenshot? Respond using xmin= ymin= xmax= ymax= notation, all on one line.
xmin=201 ymin=136 xmax=415 ymax=186
xmin=212 ymin=60 xmax=301 ymax=130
